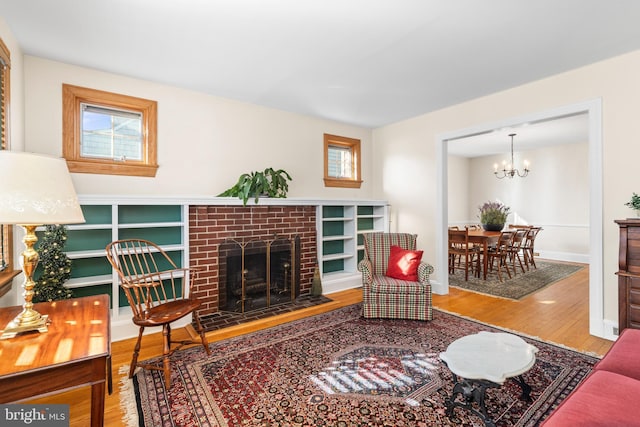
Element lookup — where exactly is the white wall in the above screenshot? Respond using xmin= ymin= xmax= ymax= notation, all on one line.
xmin=447 ymin=155 xmax=470 ymax=226
xmin=469 ymin=142 xmax=589 ymax=261
xmin=23 ymin=56 xmax=374 ymax=199
xmin=373 ymin=49 xmax=640 ymax=329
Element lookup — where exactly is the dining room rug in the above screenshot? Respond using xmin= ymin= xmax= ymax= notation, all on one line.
xmin=121 ymin=303 xmax=598 ymax=427
xmin=449 ymin=260 xmax=585 ymax=300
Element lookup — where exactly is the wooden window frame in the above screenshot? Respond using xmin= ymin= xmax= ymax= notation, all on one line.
xmin=0 ymin=36 xmax=19 ymax=294
xmin=62 ymin=84 xmax=158 ymax=177
xmin=323 ymin=133 xmax=362 ymax=188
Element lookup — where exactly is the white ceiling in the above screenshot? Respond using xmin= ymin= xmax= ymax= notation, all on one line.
xmin=1 ymin=0 xmax=640 ymax=131
xmin=447 ymin=113 xmax=589 ymax=158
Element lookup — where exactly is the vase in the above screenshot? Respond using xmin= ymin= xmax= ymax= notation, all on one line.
xmin=482 ymin=223 xmax=504 ymax=232
xmin=311 ymin=260 xmax=323 ymax=296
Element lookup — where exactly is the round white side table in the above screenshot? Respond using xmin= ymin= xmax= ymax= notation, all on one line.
xmin=440 ymin=331 xmax=539 ymax=426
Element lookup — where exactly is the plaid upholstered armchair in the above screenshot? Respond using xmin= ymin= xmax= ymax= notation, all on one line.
xmin=357 ymin=232 xmax=434 ymax=321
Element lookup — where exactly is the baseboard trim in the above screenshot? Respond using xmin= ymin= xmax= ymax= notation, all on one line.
xmin=537 ymin=251 xmax=589 ymax=264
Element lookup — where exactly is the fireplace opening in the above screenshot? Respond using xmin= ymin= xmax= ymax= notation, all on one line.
xmin=219 ymin=235 xmax=301 ymax=313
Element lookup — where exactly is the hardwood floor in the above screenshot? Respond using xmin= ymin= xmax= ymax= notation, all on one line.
xmin=28 ymin=261 xmax=612 ymax=426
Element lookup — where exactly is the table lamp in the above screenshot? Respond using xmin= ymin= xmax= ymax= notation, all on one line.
xmin=0 ymin=151 xmax=85 ymax=339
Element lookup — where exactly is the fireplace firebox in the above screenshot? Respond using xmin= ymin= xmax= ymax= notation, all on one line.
xmin=219 ymin=235 xmax=301 ymax=313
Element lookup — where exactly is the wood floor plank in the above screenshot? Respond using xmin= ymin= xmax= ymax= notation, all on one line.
xmin=27 ymin=261 xmax=612 ymax=426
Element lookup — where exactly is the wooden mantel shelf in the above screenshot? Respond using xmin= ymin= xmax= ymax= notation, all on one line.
xmin=78 ymin=194 xmax=388 ymax=207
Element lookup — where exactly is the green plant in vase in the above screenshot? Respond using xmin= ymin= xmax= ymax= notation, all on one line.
xmin=478 ymin=201 xmax=510 ymax=231
xmin=625 ymin=192 xmax=640 ymax=217
xmin=218 ymin=167 xmax=292 ymax=206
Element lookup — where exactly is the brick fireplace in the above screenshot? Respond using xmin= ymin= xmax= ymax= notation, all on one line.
xmin=188 ymin=205 xmax=317 ymax=317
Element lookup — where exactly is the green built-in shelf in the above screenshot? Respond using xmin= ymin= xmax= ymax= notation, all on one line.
xmin=80 ymin=204 xmax=112 ymax=225
xmin=118 ymin=226 xmax=183 ymax=245
xmin=322 ymin=205 xmax=345 ymax=218
xmin=58 ymin=200 xmax=188 ymax=325
xmin=118 ymin=205 xmax=183 ymax=224
xmin=318 ymin=203 xmax=387 ymax=282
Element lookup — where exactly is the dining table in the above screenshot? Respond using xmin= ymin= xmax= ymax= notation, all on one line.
xmin=467 ymin=229 xmax=501 ymax=280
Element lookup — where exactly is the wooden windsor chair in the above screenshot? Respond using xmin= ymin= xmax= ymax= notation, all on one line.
xmin=106 ymin=239 xmax=210 ymax=388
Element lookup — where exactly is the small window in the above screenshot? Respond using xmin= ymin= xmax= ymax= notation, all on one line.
xmin=81 ymin=104 xmax=143 ymax=161
xmin=324 ymin=133 xmax=362 ymax=188
xmin=63 ymin=84 xmax=158 ymax=177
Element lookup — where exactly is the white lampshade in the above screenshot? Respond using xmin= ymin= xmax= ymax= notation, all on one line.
xmin=0 ymin=151 xmax=85 ymax=225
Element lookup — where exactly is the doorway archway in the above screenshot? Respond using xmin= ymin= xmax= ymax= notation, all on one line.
xmin=435 ymin=99 xmax=604 ymax=338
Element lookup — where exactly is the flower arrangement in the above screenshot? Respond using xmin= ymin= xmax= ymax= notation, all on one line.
xmin=478 ymin=201 xmax=510 ymax=227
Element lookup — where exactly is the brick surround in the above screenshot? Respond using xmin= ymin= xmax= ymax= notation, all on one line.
xmin=188 ymin=205 xmax=317 ymax=317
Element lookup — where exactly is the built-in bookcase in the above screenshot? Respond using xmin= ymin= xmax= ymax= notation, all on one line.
xmin=46 ymin=196 xmax=386 ymax=340
xmin=317 ymin=202 xmax=389 ymax=291
xmin=57 ymin=197 xmax=189 ymax=334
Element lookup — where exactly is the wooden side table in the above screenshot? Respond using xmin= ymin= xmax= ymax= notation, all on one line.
xmin=0 ymin=294 xmax=111 ymax=427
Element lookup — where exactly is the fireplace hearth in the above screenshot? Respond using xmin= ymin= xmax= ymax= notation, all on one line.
xmin=219 ymin=235 xmax=301 ymax=313
xmin=188 ymin=204 xmax=317 ymax=317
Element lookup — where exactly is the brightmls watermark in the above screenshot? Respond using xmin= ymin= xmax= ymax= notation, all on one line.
xmin=0 ymin=404 xmax=69 ymax=426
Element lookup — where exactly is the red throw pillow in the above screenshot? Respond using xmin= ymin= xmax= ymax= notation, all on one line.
xmin=385 ymin=245 xmax=423 ymax=281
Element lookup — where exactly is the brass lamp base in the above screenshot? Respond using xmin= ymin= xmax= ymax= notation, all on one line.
xmin=0 ymin=313 xmax=49 ymax=339
xmin=0 ymin=224 xmax=49 ymax=340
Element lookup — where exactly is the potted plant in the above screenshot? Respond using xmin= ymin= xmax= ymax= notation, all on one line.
xmin=625 ymin=192 xmax=640 ymax=217
xmin=478 ymin=201 xmax=510 ymax=231
xmin=218 ymin=167 xmax=292 ymax=206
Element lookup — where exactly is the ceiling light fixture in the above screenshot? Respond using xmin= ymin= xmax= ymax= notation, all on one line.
xmin=494 ymin=133 xmax=530 ymax=179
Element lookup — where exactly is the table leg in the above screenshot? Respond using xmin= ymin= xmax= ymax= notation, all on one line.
xmin=90 ymin=381 xmax=106 ymax=427
xmin=445 ymin=373 xmax=498 ymax=427
xmin=513 ymin=374 xmax=532 ymax=401
xmin=483 ymin=242 xmax=489 ymax=280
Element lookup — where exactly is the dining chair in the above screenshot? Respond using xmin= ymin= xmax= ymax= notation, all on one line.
xmin=507 ymin=229 xmax=528 ymax=275
xmin=106 ymin=239 xmax=210 ymax=388
xmin=448 ymin=227 xmax=481 ymax=281
xmin=509 ymin=224 xmax=532 ymax=230
xmin=522 ymin=227 xmax=543 ymax=269
xmin=486 ymin=231 xmax=515 ymax=282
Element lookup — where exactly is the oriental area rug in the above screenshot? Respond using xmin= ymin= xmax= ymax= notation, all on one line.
xmin=449 ymin=260 xmax=585 ymax=300
xmin=121 ymin=304 xmax=598 ymax=427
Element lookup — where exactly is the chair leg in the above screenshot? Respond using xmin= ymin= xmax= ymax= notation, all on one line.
xmin=514 ymin=253 xmax=525 ymax=274
xmin=495 ymin=257 xmax=502 ymax=281
xmin=193 ymin=313 xmax=210 ymax=356
xmin=529 ymin=249 xmax=537 ymax=269
xmin=162 ymin=324 xmax=171 ymax=388
xmin=475 ymin=253 xmax=482 ymax=278
xmin=129 ymin=326 xmax=145 ymax=378
xmin=503 ymin=256 xmax=512 ymax=279
xmin=464 ymin=254 xmax=469 ymax=281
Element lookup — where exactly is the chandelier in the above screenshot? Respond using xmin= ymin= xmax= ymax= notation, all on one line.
xmin=494 ymin=133 xmax=530 ymax=179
